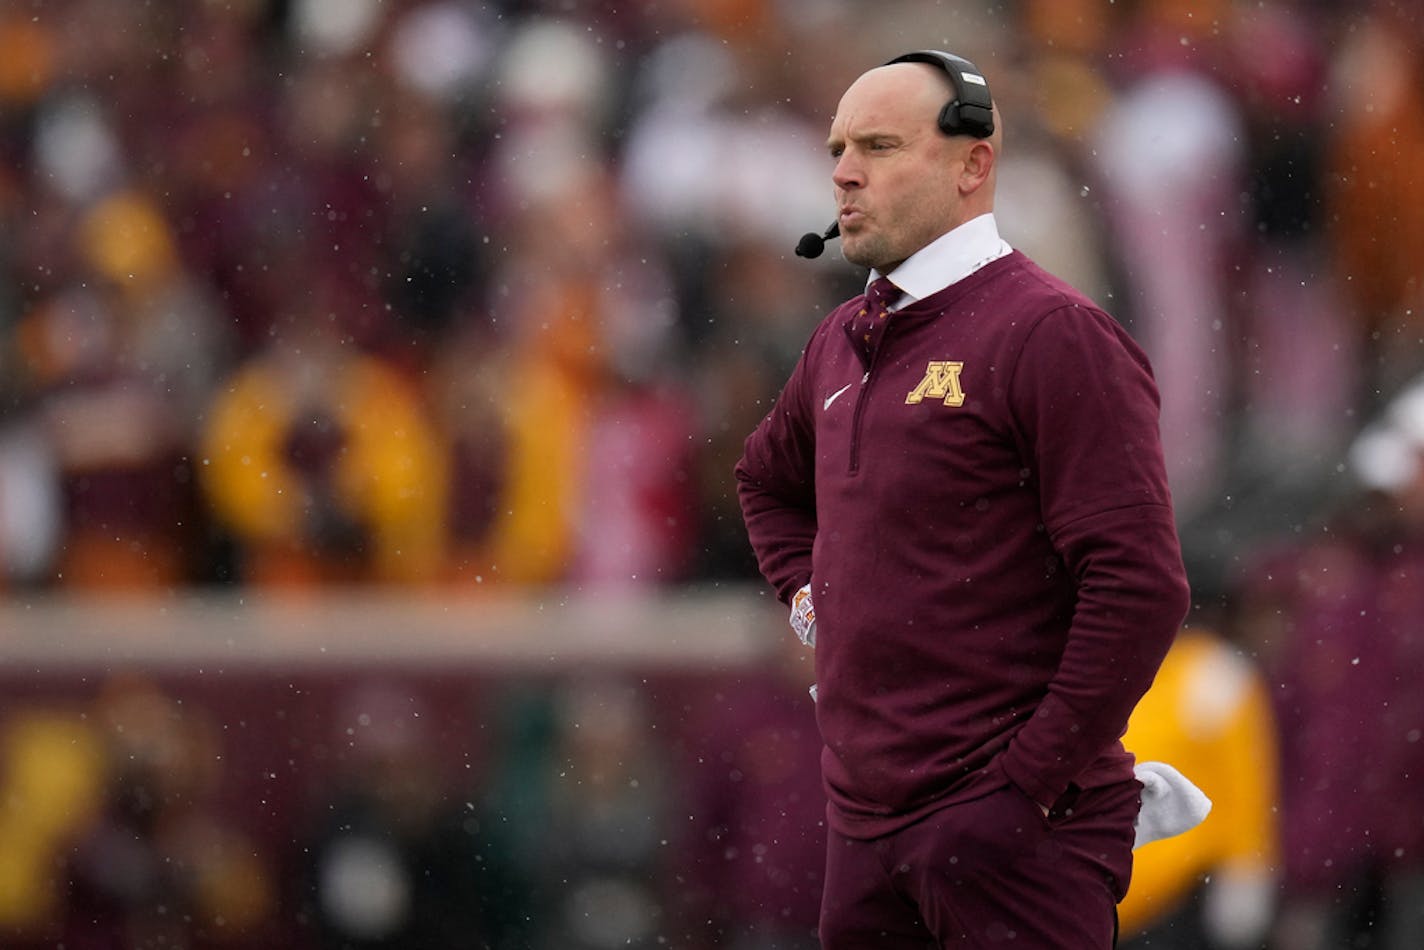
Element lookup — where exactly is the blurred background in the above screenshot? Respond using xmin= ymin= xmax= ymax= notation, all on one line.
xmin=0 ymin=0 xmax=1422 ymax=947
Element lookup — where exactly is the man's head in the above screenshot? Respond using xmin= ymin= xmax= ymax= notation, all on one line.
xmin=826 ymin=57 xmax=1002 ymax=273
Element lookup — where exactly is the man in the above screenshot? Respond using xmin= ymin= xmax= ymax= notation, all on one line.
xmin=734 ymin=52 xmax=1192 ymax=948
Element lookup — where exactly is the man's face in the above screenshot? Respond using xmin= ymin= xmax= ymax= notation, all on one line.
xmin=826 ymin=64 xmax=966 ymax=272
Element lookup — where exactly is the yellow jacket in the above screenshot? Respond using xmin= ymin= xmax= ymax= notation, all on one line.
xmin=1119 ymin=627 xmax=1280 ymax=935
xmin=201 ymin=347 xmax=447 ymax=585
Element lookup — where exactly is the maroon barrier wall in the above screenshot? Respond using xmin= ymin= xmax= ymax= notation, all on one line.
xmin=0 ymin=591 xmax=825 ymax=950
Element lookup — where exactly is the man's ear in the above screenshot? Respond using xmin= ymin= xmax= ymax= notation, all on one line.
xmin=958 ymin=140 xmax=995 ymax=195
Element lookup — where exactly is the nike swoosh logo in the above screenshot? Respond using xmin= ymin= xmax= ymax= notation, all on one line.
xmin=823 ymin=382 xmax=854 ymax=411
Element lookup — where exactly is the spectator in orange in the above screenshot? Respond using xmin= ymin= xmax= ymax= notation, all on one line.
xmin=0 ymin=706 xmax=106 ymax=937
xmin=1324 ymin=0 xmax=1424 ymax=391
xmin=1118 ymin=623 xmax=1280 ymax=949
xmin=16 ymin=187 xmax=224 ymax=593
xmin=199 ymin=300 xmax=447 ymax=588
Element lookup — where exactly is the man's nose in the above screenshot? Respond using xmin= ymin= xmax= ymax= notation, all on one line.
xmin=832 ymin=152 xmax=863 ymax=191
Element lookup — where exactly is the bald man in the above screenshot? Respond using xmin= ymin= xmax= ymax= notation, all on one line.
xmin=735 ymin=53 xmax=1190 ymax=948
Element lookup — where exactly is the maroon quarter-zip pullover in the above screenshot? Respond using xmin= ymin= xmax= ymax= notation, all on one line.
xmin=736 ymin=250 xmax=1190 ymax=840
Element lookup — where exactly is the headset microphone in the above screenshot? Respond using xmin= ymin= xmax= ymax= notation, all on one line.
xmin=795 ymin=221 xmax=840 ymax=259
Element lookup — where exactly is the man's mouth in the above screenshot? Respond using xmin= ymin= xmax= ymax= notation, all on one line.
xmin=839 ymin=207 xmax=866 ymax=228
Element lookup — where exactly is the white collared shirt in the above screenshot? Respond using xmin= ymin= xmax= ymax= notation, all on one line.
xmin=867 ymin=212 xmax=1013 ymax=311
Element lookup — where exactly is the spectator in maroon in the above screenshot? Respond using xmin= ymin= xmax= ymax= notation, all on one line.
xmin=1239 ymin=381 xmax=1424 ymax=949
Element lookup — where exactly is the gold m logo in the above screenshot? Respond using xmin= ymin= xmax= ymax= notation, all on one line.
xmin=905 ymin=361 xmax=966 ymax=406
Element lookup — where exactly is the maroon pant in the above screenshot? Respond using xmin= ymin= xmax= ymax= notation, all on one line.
xmin=820 ymin=779 xmax=1139 ymax=949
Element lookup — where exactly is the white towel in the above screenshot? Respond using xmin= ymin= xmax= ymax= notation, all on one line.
xmin=1133 ymin=760 xmax=1212 ymax=849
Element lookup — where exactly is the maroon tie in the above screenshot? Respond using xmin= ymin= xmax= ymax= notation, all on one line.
xmin=848 ymin=276 xmax=899 ymax=366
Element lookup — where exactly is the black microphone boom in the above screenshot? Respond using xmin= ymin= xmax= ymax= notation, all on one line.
xmin=795 ymin=221 xmax=840 ymax=259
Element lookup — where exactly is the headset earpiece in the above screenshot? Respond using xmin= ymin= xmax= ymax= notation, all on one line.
xmin=885 ymin=50 xmax=994 ymax=139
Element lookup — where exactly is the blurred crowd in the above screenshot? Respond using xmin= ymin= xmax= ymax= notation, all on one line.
xmin=0 ymin=661 xmax=828 ymax=950
xmin=3 ymin=0 xmax=1424 ymax=946
xmin=0 ymin=0 xmax=1421 ymax=593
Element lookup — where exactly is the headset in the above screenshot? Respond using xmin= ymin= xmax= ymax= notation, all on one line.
xmin=796 ymin=50 xmax=995 ymax=258
xmin=883 ymin=50 xmax=994 ymax=140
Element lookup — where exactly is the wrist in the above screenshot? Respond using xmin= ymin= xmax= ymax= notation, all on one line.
xmin=789 ymin=583 xmax=816 ymax=647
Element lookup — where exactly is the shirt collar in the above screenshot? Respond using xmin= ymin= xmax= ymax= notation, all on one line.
xmin=867 ymin=212 xmax=1013 ymax=308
